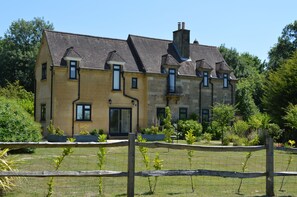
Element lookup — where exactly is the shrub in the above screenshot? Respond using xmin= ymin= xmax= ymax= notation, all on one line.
xmin=90 ymin=129 xmax=99 ymax=136
xmin=47 ymin=121 xmax=64 ymax=136
xmin=0 ymin=97 xmax=41 ymax=142
xmin=202 ymin=133 xmax=212 ymax=143
xmin=142 ymin=126 xmax=160 ymax=134
xmin=177 ymin=120 xmax=203 ymax=139
xmin=233 ymin=120 xmax=249 ymax=137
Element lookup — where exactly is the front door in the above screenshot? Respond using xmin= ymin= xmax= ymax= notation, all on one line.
xmin=109 ymin=108 xmax=131 ymax=136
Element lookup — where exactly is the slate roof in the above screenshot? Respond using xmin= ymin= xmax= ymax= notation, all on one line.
xmin=44 ymin=30 xmax=235 ymax=79
xmin=44 ymin=30 xmax=138 ymax=72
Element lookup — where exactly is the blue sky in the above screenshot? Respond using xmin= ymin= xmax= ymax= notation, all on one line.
xmin=0 ymin=0 xmax=296 ymax=61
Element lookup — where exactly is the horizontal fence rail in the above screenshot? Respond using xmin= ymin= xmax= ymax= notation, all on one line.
xmin=0 ymin=134 xmax=297 ymax=196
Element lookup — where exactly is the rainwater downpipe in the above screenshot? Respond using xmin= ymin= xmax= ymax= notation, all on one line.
xmin=72 ymin=67 xmax=80 ymax=137
xmin=121 ymin=71 xmax=140 ymax=132
xmin=50 ymin=65 xmax=54 ymax=120
xmin=209 ymin=78 xmax=214 ymax=119
xmin=199 ymin=80 xmax=203 ymax=123
xmin=229 ymin=80 xmax=234 ymax=105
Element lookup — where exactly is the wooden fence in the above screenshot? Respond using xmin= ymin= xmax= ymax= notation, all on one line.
xmin=0 ymin=133 xmax=297 ymax=196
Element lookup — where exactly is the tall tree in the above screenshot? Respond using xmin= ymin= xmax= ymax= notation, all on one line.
xmin=263 ymin=51 xmax=297 ymax=126
xmin=0 ymin=17 xmax=54 ymax=92
xmin=219 ymin=45 xmax=265 ymax=119
xmin=268 ymin=20 xmax=297 ymax=70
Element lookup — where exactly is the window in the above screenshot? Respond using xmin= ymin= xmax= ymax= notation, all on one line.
xmin=76 ymin=104 xmax=91 ymax=121
xmin=156 ymin=107 xmax=165 ymax=123
xmin=69 ymin=61 xmax=77 ymax=79
xmin=41 ymin=104 xmax=46 ymax=121
xmin=41 ymin=63 xmax=47 ymax=80
xmin=179 ymin=108 xmax=187 ymax=120
xmin=113 ymin=65 xmax=121 ymax=90
xmin=223 ymin=73 xmax=228 ymax=88
xmin=109 ymin=108 xmax=131 ymax=136
xmin=202 ymin=109 xmax=209 ymax=122
xmin=132 ymin=77 xmax=138 ymax=89
xmin=203 ymin=71 xmax=208 ymax=87
xmin=168 ymin=68 xmax=176 ymax=93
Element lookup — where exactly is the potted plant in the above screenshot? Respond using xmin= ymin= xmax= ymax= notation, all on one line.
xmin=74 ymin=128 xmax=103 ymax=142
xmin=46 ymin=121 xmax=67 ymax=142
xmin=141 ymin=125 xmax=165 ymax=141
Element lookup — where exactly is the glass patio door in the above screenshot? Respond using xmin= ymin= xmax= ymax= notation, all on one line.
xmin=109 ymin=108 xmax=131 ymax=136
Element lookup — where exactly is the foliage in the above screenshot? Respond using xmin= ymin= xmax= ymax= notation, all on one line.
xmin=142 ymin=125 xmax=160 ymax=135
xmin=0 ymin=96 xmax=42 ymax=143
xmin=202 ymin=133 xmax=212 ymax=143
xmin=0 ymin=148 xmax=17 ymax=195
xmin=97 ymin=134 xmax=107 ymax=195
xmin=185 ymin=129 xmax=196 ymax=192
xmin=90 ymin=129 xmax=99 ymax=136
xmin=212 ymin=103 xmax=236 ymax=144
xmin=279 ymin=140 xmax=295 ymax=191
xmin=0 ymin=18 xmax=54 ymax=92
xmin=233 ymin=120 xmax=249 ymax=137
xmin=206 ymin=121 xmax=221 ymax=140
xmin=268 ymin=20 xmax=297 ymax=70
xmin=137 ymin=135 xmax=153 ymax=193
xmin=263 ymin=51 xmax=297 ymax=127
xmin=47 ymin=121 xmax=64 ymax=136
xmin=283 ymin=104 xmax=297 ymax=129
xmin=163 ymin=107 xmax=174 ymax=143
xmin=47 ymin=138 xmax=75 ymax=197
xmin=177 ymin=120 xmax=203 ymax=139
xmin=152 ymin=153 xmax=163 ymax=193
xmin=0 ymin=81 xmax=34 ymax=115
xmin=238 ymin=152 xmax=252 ymax=193
xmin=189 ymin=113 xmax=199 ymax=121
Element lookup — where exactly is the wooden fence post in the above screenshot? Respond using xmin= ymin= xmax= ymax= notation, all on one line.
xmin=127 ymin=133 xmax=135 ymax=197
xmin=266 ymin=136 xmax=275 ymax=197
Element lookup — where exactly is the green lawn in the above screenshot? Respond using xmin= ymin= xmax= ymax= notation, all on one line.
xmin=4 ymin=141 xmax=297 ymax=196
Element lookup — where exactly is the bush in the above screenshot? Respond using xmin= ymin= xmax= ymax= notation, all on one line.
xmin=47 ymin=121 xmax=64 ymax=136
xmin=90 ymin=129 xmax=99 ymax=136
xmin=206 ymin=121 xmax=221 ymax=140
xmin=0 ymin=97 xmax=42 ymax=142
xmin=233 ymin=120 xmax=249 ymax=137
xmin=202 ymin=133 xmax=212 ymax=143
xmin=177 ymin=120 xmax=203 ymax=139
xmin=142 ymin=126 xmax=160 ymax=134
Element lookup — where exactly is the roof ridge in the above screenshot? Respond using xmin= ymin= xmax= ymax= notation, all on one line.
xmin=129 ymin=34 xmax=172 ymax=42
xmin=44 ymin=29 xmax=127 ymax=42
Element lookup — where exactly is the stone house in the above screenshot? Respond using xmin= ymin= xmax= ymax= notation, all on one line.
xmin=34 ymin=22 xmax=236 ymax=137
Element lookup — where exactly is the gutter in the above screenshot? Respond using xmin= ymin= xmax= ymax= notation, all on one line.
xmin=50 ymin=66 xmax=54 ymax=120
xmin=121 ymin=71 xmax=140 ymax=133
xmin=72 ymin=68 xmax=81 ymax=137
xmin=229 ymin=80 xmax=234 ymax=105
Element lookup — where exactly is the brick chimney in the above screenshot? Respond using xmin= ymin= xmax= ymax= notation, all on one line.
xmin=173 ymin=22 xmax=190 ymax=59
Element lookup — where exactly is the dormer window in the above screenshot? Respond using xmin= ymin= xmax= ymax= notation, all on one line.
xmin=203 ymin=71 xmax=209 ymax=87
xmin=223 ymin=73 xmax=228 ymax=88
xmin=168 ymin=68 xmax=176 ymax=93
xmin=69 ymin=60 xmax=77 ymax=79
xmin=113 ymin=65 xmax=121 ymax=90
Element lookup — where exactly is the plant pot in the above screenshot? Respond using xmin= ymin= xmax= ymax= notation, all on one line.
xmin=74 ymin=135 xmax=99 ymax=142
xmin=141 ymin=134 xmax=165 ymax=141
xmin=47 ymin=135 xmax=67 ymax=142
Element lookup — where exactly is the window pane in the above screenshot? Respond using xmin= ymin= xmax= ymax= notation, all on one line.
xmin=84 ymin=110 xmax=91 ymax=120
xmin=223 ymin=74 xmax=228 ymax=88
xmin=70 ymin=67 xmax=76 ymax=79
xmin=76 ymin=105 xmax=83 ymax=120
xmin=113 ymin=70 xmax=120 ymax=90
xmin=203 ymin=72 xmax=208 ymax=87
xmin=110 ymin=109 xmax=120 ymax=134
xmin=132 ymin=78 xmax=137 ymax=89
xmin=169 ymin=69 xmax=176 ymax=93
xmin=121 ymin=109 xmax=131 ymax=133
xmin=179 ymin=108 xmax=187 ymax=120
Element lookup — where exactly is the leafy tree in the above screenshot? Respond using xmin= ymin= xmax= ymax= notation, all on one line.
xmin=0 ymin=97 xmax=41 ymax=142
xmin=212 ymin=103 xmax=236 ymax=144
xmin=0 ymin=81 xmax=34 ymax=115
xmin=263 ymin=51 xmax=297 ymax=126
xmin=283 ymin=104 xmax=297 ymax=129
xmin=268 ymin=20 xmax=297 ymax=70
xmin=0 ymin=17 xmax=54 ymax=92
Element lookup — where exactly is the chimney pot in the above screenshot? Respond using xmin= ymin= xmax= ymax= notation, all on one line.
xmin=182 ymin=22 xmax=185 ymax=29
xmin=178 ymin=22 xmax=181 ymax=30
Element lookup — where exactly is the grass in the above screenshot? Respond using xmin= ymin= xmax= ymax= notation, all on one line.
xmin=4 ymin=140 xmax=297 ymax=196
